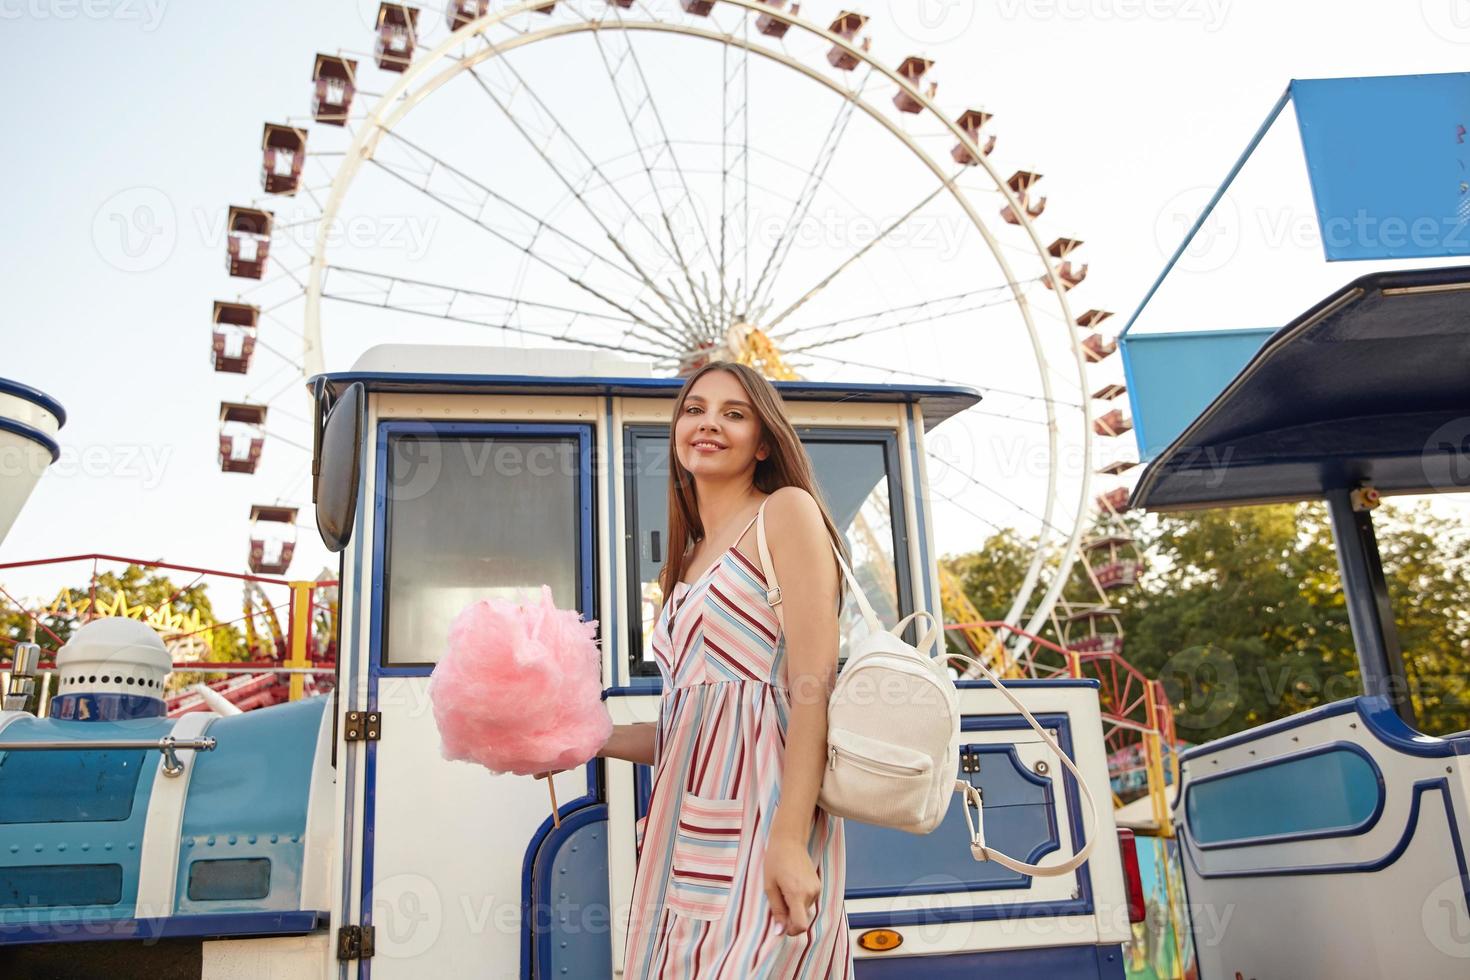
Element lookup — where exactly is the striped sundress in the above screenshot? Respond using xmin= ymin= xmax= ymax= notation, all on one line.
xmin=622 ymin=503 xmax=854 ymax=979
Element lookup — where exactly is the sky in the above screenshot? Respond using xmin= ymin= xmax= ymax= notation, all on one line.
xmin=2 ymin=0 xmax=1468 ymax=619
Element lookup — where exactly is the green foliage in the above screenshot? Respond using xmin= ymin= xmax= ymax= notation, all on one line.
xmin=947 ymin=499 xmax=1470 ymax=741
xmin=1 ymin=565 xmax=249 ymax=664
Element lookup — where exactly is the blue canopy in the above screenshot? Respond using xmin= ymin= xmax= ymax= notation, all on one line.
xmin=1129 ymin=266 xmax=1470 ymax=511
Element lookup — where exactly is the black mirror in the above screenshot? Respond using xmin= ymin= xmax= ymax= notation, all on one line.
xmin=314 ymin=381 xmax=365 ymax=552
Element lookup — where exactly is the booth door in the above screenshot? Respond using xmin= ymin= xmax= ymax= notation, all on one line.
xmin=362 ymin=421 xmax=599 ymax=977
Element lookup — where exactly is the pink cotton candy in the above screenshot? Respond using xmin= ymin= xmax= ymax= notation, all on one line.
xmin=427 ymin=584 xmax=611 ymax=776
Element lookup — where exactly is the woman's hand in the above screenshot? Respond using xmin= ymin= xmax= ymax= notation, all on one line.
xmin=763 ymin=836 xmax=821 ymax=936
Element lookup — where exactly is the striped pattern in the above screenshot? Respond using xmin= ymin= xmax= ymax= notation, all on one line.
xmin=623 ymin=508 xmax=854 ymax=978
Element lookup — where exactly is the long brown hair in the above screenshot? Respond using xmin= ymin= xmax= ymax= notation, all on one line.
xmin=659 ymin=361 xmax=851 ymax=600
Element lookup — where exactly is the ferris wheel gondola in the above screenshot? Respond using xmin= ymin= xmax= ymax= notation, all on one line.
xmin=208 ymin=0 xmax=1143 ymax=660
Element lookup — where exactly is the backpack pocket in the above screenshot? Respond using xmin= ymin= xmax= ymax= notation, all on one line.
xmin=667 ymin=791 xmax=745 ymax=920
xmin=821 ymin=727 xmax=936 ymax=828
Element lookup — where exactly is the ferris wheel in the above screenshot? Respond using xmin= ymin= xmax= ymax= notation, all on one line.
xmin=208 ymin=0 xmax=1141 ymax=668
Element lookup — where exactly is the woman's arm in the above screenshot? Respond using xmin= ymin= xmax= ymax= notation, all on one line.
xmin=597 ymin=722 xmax=657 ymax=767
xmin=535 ymin=722 xmax=655 ymax=782
xmin=761 ymin=486 xmax=842 ymax=936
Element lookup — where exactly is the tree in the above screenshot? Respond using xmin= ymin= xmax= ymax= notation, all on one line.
xmin=947 ymin=499 xmax=1470 ymax=742
xmin=1 ymin=565 xmax=250 ymax=666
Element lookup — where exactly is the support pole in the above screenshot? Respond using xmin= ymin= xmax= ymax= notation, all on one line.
xmin=287 ymin=581 xmax=312 ymax=702
xmin=1325 ymin=487 xmax=1415 ymax=727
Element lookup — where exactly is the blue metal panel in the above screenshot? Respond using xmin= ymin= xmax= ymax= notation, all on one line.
xmin=48 ymin=692 xmax=166 ymax=721
xmin=904 ymin=402 xmax=934 ymax=616
xmin=1119 ymin=328 xmax=1274 ymax=461
xmin=0 ymin=417 xmax=61 ymax=462
xmin=0 ymin=376 xmax=68 ymax=426
xmin=846 ymin=742 xmax=1059 ymax=898
xmin=1184 ymin=742 xmax=1384 ymax=847
xmin=0 ymin=715 xmax=171 ymax=932
xmin=174 ymin=697 xmax=326 ymax=914
xmin=0 ymin=909 xmax=327 ymax=944
xmin=853 ymin=940 xmax=1126 ymax=978
xmin=846 ymin=713 xmax=1095 ymax=929
xmin=1292 ymin=73 xmax=1470 ymax=261
xmin=1182 ymin=777 xmax=1468 ymax=891
xmin=1178 ymin=695 xmax=1470 ymax=763
xmin=532 ymin=805 xmax=613 ymax=979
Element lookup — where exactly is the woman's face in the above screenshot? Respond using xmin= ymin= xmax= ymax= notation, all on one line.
xmin=675 ymin=370 xmax=768 ymax=478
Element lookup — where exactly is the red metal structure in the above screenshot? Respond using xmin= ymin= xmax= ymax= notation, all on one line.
xmin=261 ymin=124 xmax=307 ymax=195
xmin=0 ymin=554 xmax=338 ymax=718
xmin=826 ymin=12 xmax=868 ymax=70
xmin=210 ymin=301 xmax=259 ymax=375
xmin=893 ymin=56 xmax=935 ymax=114
xmin=247 ymin=505 xmax=298 ymax=576
xmin=375 ymin=3 xmax=419 ymax=72
xmin=218 ymin=402 xmax=267 ymax=475
xmin=312 ymin=54 xmax=357 ymax=125
xmin=225 ymin=207 xmax=273 ymax=280
xmin=951 ymin=109 xmax=996 ymax=165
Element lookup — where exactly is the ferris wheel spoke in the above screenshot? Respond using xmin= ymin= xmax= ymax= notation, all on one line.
xmin=321 ymin=264 xmax=682 ymax=355
xmin=322 ymin=265 xmax=646 ymax=326
xmin=375 ymin=128 xmax=652 ymax=289
xmin=463 ymin=53 xmax=703 ymax=330
xmin=366 ymin=151 xmax=694 ymax=350
xmin=782 ymin=292 xmax=1027 ymax=354
xmin=793 ymin=349 xmax=1084 ymax=412
xmin=761 ymin=170 xmax=962 ymax=332
xmin=773 ymin=281 xmax=1031 ymax=347
xmin=746 ymin=67 xmax=871 ymax=321
xmin=323 ymin=292 xmax=675 ymax=361
xmin=719 ymin=13 xmax=750 ymax=327
xmin=588 ymin=14 xmax=723 ymax=339
xmin=928 ymin=452 xmax=1079 ymax=541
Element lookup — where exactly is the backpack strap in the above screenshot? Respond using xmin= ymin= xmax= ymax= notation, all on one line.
xmin=754 ymin=494 xmax=881 ymax=633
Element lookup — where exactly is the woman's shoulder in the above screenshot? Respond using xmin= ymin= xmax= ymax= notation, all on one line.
xmin=762 ymin=486 xmax=825 ymax=534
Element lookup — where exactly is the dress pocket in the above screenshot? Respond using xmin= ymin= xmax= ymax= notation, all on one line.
xmin=635 ymin=813 xmax=648 ymax=860
xmin=667 ymin=791 xmax=745 ymax=920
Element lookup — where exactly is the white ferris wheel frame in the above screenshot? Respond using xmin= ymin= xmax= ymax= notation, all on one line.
xmin=300 ymin=0 xmax=1096 ymax=659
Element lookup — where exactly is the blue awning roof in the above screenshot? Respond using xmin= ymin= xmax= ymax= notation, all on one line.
xmin=309 ymin=372 xmax=981 ymax=431
xmin=1129 ymin=266 xmax=1470 ymax=511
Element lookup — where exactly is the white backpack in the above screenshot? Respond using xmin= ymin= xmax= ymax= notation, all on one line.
xmin=755 ymin=505 xmax=1098 ymax=874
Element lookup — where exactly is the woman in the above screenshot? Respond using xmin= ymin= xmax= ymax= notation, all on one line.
xmin=589 ymin=360 xmax=854 ymax=977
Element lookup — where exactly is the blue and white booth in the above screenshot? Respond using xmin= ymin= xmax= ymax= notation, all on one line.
xmin=0 ymin=377 xmax=66 ymax=549
xmin=2 ymin=345 xmax=1132 ymax=978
